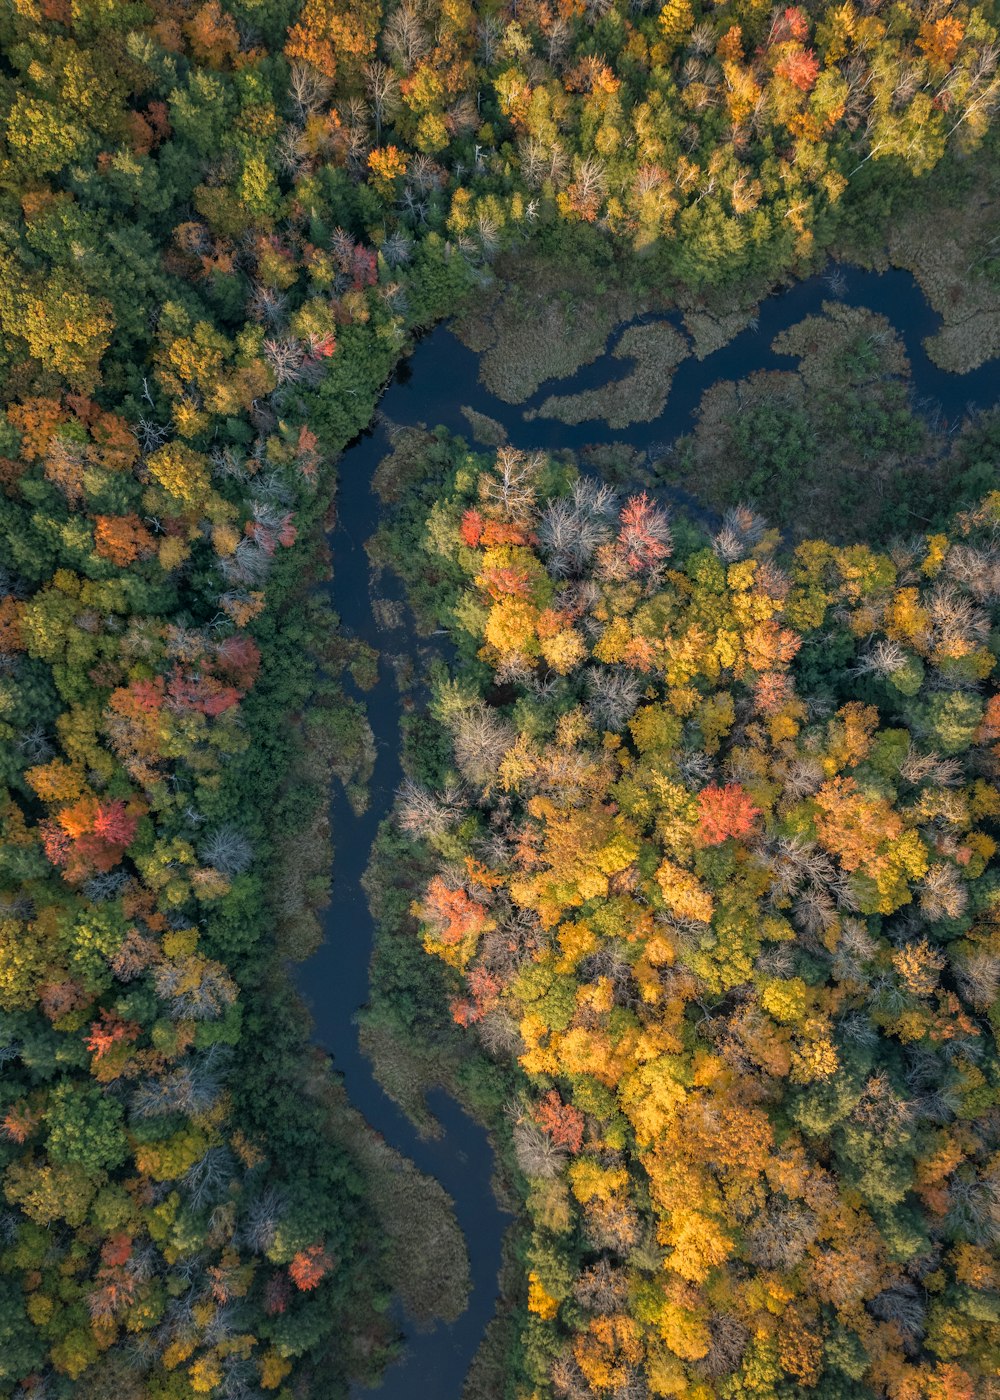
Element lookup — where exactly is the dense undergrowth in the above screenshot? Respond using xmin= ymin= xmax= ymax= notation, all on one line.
xmin=2 ymin=0 xmax=1000 ymax=1394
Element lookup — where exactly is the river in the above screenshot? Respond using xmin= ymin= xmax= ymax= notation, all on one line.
xmin=293 ymin=261 xmax=999 ymax=1398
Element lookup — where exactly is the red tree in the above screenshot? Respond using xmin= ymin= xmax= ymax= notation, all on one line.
xmin=695 ymin=783 xmax=761 ymax=846
xmin=423 ymin=877 xmax=491 ymax=946
xmin=91 ymin=800 xmax=139 ymax=846
xmin=264 ymin=1274 xmax=291 ymax=1315
xmin=776 ymin=47 xmax=820 ymax=91
xmin=773 ymin=6 xmax=809 ymax=42
xmin=86 ymin=1009 xmax=140 ymax=1060
xmin=460 ymin=509 xmax=483 ymax=547
xmin=214 ymin=634 xmax=261 ymax=689
xmin=534 ymin=1090 xmax=585 ymax=1153
xmin=289 ymin=1242 xmax=332 ymax=1291
xmin=3 ymin=1103 xmax=40 ymax=1144
xmin=616 ymin=493 xmax=672 ymax=573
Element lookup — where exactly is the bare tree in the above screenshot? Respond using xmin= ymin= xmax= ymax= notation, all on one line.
xmin=946 ymin=1168 xmax=1000 ymax=1244
xmin=586 ymin=667 xmax=643 ymax=731
xmin=18 ymin=724 xmax=54 ymax=763
xmin=275 ymin=126 xmax=312 ymax=179
xmin=364 ymin=61 xmax=400 ymax=144
xmin=479 ymin=448 xmax=544 ymax=520
xmin=927 ymin=583 xmax=990 ymax=654
xmin=518 ymin=135 xmax=569 ymax=190
xmin=200 ymin=827 xmax=254 ymax=876
xmin=538 ymin=478 xmax=618 ymax=576
xmin=407 ymin=153 xmax=445 ymax=194
xmin=852 ymin=1070 xmax=914 ymax=1137
xmin=944 ymin=543 xmax=1000 ymax=601
xmin=242 ymin=1186 xmax=286 ymax=1254
xmin=512 ymin=1113 xmax=566 ymax=1179
xmin=678 ymin=750 xmax=717 ymax=790
xmin=793 ymin=884 xmax=838 ymax=937
xmin=220 ymin=537 xmax=272 ymax=586
xmin=452 ymin=706 xmax=516 ymax=789
xmin=475 ymin=210 xmax=500 ymax=260
xmin=573 ymin=1260 xmax=628 ymax=1312
xmin=396 ymin=778 xmax=466 ymax=838
xmin=381 ymin=230 xmax=412 ymax=267
xmin=781 ymin=755 xmax=825 ymax=798
xmin=697 ymin=1314 xmax=750 ymax=1379
xmin=899 ymin=745 xmax=962 ymax=787
xmin=83 ymin=870 xmax=130 ymax=903
xmin=342 ymin=95 xmax=372 ymax=160
xmin=745 ymin=1199 xmax=819 ymax=1270
xmin=920 ymin=862 xmax=968 ymax=921
xmin=568 ymin=154 xmax=607 ymax=214
xmin=831 ymin=917 xmax=880 ymax=985
xmin=131 ymin=1056 xmax=227 ymax=1120
xmin=955 ymin=951 xmax=1000 ymax=1010
xmin=384 ymin=1 xmax=428 ymax=70
xmin=476 ymin=1008 xmax=524 ymax=1058
xmin=262 ymin=337 xmax=305 ymax=385
xmin=154 ymin=962 xmax=238 ymax=1022
xmin=712 ymin=504 xmax=766 ymax=562
xmin=853 ymin=637 xmax=908 ymax=678
xmin=869 ymin=1283 xmax=926 ymax=1338
xmin=184 ymin=1146 xmax=236 ymax=1210
xmin=289 ymin=62 xmax=332 ymax=119
xmin=552 ymin=1350 xmax=590 ymax=1400
xmin=447 ymin=94 xmax=479 ymax=139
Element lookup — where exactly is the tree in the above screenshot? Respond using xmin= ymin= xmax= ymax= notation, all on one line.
xmin=289 ymin=1242 xmax=333 ymax=1290
xmin=93 ymin=514 xmax=157 ymax=566
xmin=146 ymin=442 xmax=212 ymax=511
xmin=533 ymin=1091 xmax=585 ymax=1153
xmin=611 ymin=493 xmax=672 ymax=575
xmin=695 ymin=783 xmax=761 ymax=846
xmin=45 ymin=1082 xmax=127 ymax=1174
xmin=184 ymin=0 xmax=240 ymax=66
xmin=285 ymin=0 xmax=380 ymax=80
xmin=364 ymin=62 xmax=400 ymax=145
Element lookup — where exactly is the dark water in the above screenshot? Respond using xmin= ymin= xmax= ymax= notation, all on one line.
xmin=293 ymin=262 xmax=999 ymax=1399
xmin=299 ymin=433 xmax=510 ymax=1399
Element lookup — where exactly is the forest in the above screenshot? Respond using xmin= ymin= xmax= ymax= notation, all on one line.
xmin=0 ymin=0 xmax=998 ymax=1394
xmin=362 ymin=428 xmax=1000 ymax=1398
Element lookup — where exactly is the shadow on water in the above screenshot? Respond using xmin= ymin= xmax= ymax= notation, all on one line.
xmin=293 ymin=260 xmax=999 ymax=1399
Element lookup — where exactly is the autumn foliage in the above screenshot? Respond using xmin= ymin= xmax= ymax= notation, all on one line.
xmin=3 ymin=0 xmax=1000 ymax=1387
xmin=397 ymin=448 xmax=1000 ymax=1400
xmin=289 ymin=1241 xmax=333 ymax=1291
xmin=695 ymin=782 xmax=761 ymax=845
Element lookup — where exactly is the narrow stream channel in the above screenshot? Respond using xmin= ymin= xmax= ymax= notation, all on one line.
xmin=293 ymin=261 xmax=999 ymax=1399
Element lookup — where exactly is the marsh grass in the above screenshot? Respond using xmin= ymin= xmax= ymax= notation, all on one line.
xmin=319 ymin=1052 xmax=471 ymax=1327
xmin=455 ymin=256 xmax=658 ymax=403
xmin=525 ymin=321 xmax=689 ymax=428
xmin=771 ymin=301 xmax=910 ymax=384
xmin=460 ymin=405 xmax=509 ymax=446
xmin=455 ymin=251 xmax=807 ymax=412
xmin=358 ymin=1018 xmax=453 ymax=1135
xmin=682 ymin=305 xmax=760 ymax=358
xmin=889 ymin=182 xmax=1000 ymax=372
xmin=461 ymin=1226 xmax=524 ymax=1400
xmin=837 ymin=146 xmax=1000 ymax=374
